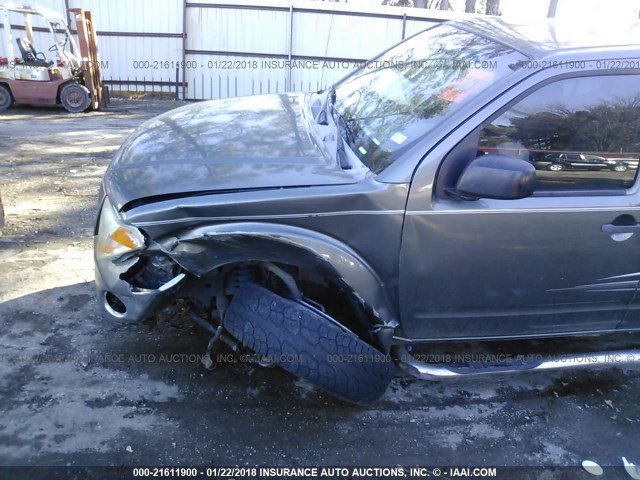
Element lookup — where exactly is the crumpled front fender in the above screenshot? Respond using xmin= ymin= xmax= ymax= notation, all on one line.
xmin=156 ymin=222 xmax=398 ymax=329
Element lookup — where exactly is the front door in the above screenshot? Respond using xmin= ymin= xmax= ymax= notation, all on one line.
xmin=400 ymin=72 xmax=640 ymax=340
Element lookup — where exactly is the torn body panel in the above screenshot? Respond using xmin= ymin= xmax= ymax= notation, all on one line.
xmin=157 ymin=223 xmax=398 ymax=327
xmin=136 ymin=219 xmax=400 ymax=352
xmin=95 ymin=249 xmax=186 ymax=323
xmin=96 ymin=179 xmax=408 ymax=345
xmin=121 ymin=179 xmax=409 ymax=328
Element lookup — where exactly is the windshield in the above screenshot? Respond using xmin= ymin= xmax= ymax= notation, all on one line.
xmin=332 ymin=24 xmax=527 ymax=173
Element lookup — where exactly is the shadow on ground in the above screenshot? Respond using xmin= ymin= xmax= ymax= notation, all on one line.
xmin=1 ymin=282 xmax=640 ymax=476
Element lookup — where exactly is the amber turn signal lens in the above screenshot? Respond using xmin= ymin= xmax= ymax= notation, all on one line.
xmin=110 ymin=226 xmax=141 ymax=249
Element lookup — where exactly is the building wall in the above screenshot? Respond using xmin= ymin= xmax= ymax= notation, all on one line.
xmin=3 ymin=0 xmax=451 ymax=99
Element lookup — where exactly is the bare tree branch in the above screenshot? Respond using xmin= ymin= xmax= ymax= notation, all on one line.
xmin=547 ymin=0 xmax=559 ymax=18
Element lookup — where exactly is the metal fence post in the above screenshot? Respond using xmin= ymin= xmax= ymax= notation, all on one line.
xmin=401 ymin=13 xmax=407 ymax=40
xmin=175 ymin=67 xmax=179 ymax=100
xmin=287 ymin=5 xmax=294 ymax=92
xmin=182 ymin=0 xmax=187 ymax=100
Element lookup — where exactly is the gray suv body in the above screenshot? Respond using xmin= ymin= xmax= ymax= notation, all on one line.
xmin=95 ymin=16 xmax=640 ymax=404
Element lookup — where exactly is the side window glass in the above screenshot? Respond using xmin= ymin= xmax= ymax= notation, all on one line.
xmin=478 ymin=75 xmax=640 ymax=191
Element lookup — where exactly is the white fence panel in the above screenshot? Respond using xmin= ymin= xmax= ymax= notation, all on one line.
xmin=68 ymin=0 xmax=183 ymax=34
xmin=186 ymin=53 xmax=289 ymax=100
xmin=3 ymin=0 xmax=455 ymax=100
xmin=181 ymin=1 xmax=449 ymax=100
xmin=65 ymin=0 xmax=183 ymax=95
xmin=98 ymin=36 xmax=183 ymax=93
xmin=404 ymin=18 xmax=440 ymax=38
xmin=186 ymin=6 xmax=289 ymax=54
xmin=292 ymin=11 xmax=403 ymax=60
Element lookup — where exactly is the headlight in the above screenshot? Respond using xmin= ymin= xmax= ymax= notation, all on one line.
xmin=96 ymin=197 xmax=145 ymax=259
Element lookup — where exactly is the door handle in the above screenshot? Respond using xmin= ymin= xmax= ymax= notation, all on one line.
xmin=601 ymin=223 xmax=640 ymax=234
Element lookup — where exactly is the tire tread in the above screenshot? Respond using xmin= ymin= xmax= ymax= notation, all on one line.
xmin=224 ymin=283 xmax=395 ymax=405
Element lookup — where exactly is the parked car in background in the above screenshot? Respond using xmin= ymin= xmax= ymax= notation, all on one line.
xmin=533 ymin=152 xmax=629 ymax=172
xmin=95 ymin=16 xmax=640 ymax=404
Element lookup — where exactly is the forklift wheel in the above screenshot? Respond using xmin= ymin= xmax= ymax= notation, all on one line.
xmin=60 ymin=83 xmax=91 ymax=113
xmin=0 ymin=84 xmax=12 ymax=110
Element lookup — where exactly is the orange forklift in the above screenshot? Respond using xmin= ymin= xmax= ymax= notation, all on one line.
xmin=0 ymin=3 xmax=107 ymax=112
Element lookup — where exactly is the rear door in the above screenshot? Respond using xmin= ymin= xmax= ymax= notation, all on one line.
xmin=399 ymin=70 xmax=640 ymax=341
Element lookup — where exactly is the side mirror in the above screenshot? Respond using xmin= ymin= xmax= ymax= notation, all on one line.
xmin=453 ymin=154 xmax=536 ymax=200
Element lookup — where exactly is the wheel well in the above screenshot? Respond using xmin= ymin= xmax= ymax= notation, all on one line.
xmin=154 ymin=223 xmax=398 ymax=351
xmin=182 ymin=260 xmax=384 ymax=350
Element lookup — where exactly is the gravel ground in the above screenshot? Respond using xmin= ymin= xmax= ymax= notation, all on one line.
xmin=1 ymin=99 xmax=640 ymax=479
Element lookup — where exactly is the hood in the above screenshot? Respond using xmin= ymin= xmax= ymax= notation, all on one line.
xmin=105 ymin=93 xmax=358 ymax=210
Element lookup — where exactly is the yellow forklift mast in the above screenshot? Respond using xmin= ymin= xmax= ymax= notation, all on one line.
xmin=68 ymin=8 xmax=105 ymax=110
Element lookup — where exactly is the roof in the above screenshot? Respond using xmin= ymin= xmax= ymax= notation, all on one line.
xmin=0 ymin=3 xmax=67 ymax=23
xmin=453 ymin=16 xmax=640 ymax=57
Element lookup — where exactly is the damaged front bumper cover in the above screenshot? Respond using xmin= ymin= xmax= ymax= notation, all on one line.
xmin=96 ymin=254 xmax=186 ymax=323
xmin=95 ymin=195 xmax=186 ymax=322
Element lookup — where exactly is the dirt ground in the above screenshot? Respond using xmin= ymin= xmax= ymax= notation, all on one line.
xmin=1 ymin=99 xmax=640 ymax=479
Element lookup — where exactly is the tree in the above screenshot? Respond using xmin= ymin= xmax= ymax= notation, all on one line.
xmin=396 ymin=0 xmax=449 ymax=8
xmin=465 ymin=0 xmax=476 ymax=13
xmin=485 ymin=0 xmax=499 ymax=15
xmin=382 ymin=0 xmax=413 ymax=6
xmin=547 ymin=0 xmax=559 ymax=18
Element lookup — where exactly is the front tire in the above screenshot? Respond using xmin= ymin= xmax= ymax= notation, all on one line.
xmin=613 ymin=164 xmax=628 ymax=172
xmin=224 ymin=283 xmax=396 ymax=405
xmin=0 ymin=84 xmax=13 ymax=110
xmin=60 ymin=83 xmax=91 ymax=113
xmin=548 ymin=163 xmax=564 ymax=171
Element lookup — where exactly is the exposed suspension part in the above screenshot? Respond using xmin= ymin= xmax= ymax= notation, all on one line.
xmin=262 ymin=262 xmax=302 ymax=300
xmin=191 ymin=261 xmax=345 ymax=370
xmin=225 ymin=265 xmax=256 ymax=294
xmin=189 ymin=311 xmax=239 ymax=370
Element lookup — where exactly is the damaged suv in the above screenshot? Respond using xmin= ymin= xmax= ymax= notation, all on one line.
xmin=95 ymin=17 xmax=640 ymax=404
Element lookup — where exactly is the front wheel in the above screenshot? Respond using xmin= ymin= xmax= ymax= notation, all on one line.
xmin=224 ymin=283 xmax=396 ymax=405
xmin=548 ymin=163 xmax=564 ymax=171
xmin=60 ymin=83 xmax=91 ymax=113
xmin=0 ymin=84 xmax=13 ymax=111
xmin=613 ymin=164 xmax=628 ymax=172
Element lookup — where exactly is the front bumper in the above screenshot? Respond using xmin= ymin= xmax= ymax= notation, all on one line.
xmin=95 ymin=253 xmax=186 ymax=323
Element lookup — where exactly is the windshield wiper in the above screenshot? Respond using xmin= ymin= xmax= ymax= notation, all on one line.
xmin=312 ymin=86 xmax=353 ymax=170
xmin=312 ymin=87 xmax=334 ymax=125
xmin=327 ymin=93 xmax=355 ymax=170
